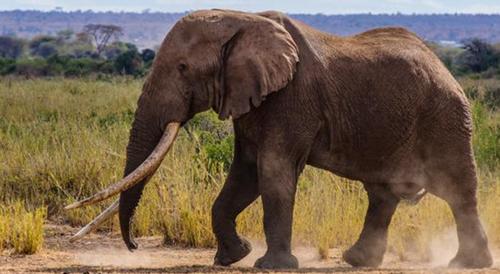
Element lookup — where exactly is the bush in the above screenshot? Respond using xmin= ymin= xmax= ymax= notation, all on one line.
xmin=204 ymin=135 xmax=234 ymax=170
xmin=64 ymin=58 xmax=96 ymax=77
xmin=64 ymin=58 xmax=114 ymax=77
xmin=0 ymin=36 xmax=25 ymax=59
xmin=186 ymin=112 xmax=234 ymax=170
xmin=14 ymin=58 xmax=49 ymax=77
xmin=0 ymin=58 xmax=16 ymax=75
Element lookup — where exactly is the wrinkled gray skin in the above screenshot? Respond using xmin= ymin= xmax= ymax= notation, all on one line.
xmin=119 ymin=9 xmax=493 ymax=269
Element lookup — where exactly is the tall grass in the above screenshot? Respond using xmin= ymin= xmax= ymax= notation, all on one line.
xmin=0 ymin=77 xmax=498 ymax=259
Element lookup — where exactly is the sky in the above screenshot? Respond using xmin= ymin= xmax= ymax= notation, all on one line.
xmin=1 ymin=0 xmax=500 ymax=14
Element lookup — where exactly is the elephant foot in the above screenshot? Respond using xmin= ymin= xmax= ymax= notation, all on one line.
xmin=254 ymin=252 xmax=298 ymax=269
xmin=448 ymin=248 xmax=493 ymax=269
xmin=343 ymin=243 xmax=384 ymax=267
xmin=214 ymin=237 xmax=252 ymax=266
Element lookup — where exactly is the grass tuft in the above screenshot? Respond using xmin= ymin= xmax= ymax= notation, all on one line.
xmin=0 ymin=202 xmax=46 ymax=254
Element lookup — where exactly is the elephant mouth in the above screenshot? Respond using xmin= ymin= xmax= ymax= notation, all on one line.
xmin=65 ymin=122 xmax=180 ymax=242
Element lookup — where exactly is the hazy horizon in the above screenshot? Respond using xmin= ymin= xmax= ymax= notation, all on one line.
xmin=1 ymin=9 xmax=500 ymax=16
xmin=2 ymin=0 xmax=500 ymax=15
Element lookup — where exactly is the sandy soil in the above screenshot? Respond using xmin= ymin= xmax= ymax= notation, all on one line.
xmin=0 ymin=224 xmax=498 ymax=273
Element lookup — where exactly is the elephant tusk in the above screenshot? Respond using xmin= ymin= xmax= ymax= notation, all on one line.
xmin=65 ymin=122 xmax=180 ymax=210
xmin=69 ymin=199 xmax=119 ymax=242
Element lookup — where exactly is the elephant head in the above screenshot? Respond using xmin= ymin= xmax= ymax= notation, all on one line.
xmin=66 ymin=9 xmax=299 ymax=249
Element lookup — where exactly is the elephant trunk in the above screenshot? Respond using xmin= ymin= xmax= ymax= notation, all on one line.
xmin=119 ymin=113 xmax=162 ymax=250
xmin=65 ymin=103 xmax=180 ymax=248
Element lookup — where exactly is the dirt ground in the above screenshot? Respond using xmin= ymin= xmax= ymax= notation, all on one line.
xmin=0 ymin=224 xmax=498 ymax=273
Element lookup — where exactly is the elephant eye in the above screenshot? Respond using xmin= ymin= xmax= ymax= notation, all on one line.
xmin=177 ymin=63 xmax=188 ymax=72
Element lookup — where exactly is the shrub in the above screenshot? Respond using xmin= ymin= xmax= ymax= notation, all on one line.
xmin=14 ymin=58 xmax=49 ymax=77
xmin=204 ymin=135 xmax=234 ymax=170
xmin=0 ymin=36 xmax=25 ymax=59
xmin=0 ymin=58 xmax=16 ymax=75
xmin=186 ymin=112 xmax=234 ymax=170
xmin=64 ymin=58 xmax=113 ymax=77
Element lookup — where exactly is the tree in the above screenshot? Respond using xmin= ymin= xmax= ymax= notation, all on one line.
xmin=103 ymin=42 xmax=126 ymax=60
xmin=36 ymin=43 xmax=58 ymax=58
xmin=75 ymin=32 xmax=92 ymax=44
xmin=458 ymin=38 xmax=499 ymax=73
xmin=141 ymin=48 xmax=155 ymax=63
xmin=29 ymin=36 xmax=58 ymax=58
xmin=0 ymin=36 xmax=24 ymax=59
xmin=56 ymin=29 xmax=74 ymax=43
xmin=83 ymin=24 xmax=123 ymax=55
xmin=103 ymin=41 xmax=138 ymax=60
xmin=114 ymin=49 xmax=142 ymax=75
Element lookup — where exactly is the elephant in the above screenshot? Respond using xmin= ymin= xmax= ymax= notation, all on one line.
xmin=66 ymin=9 xmax=493 ymax=269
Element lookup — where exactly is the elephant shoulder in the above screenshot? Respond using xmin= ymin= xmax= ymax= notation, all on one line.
xmin=256 ymin=10 xmax=287 ymax=23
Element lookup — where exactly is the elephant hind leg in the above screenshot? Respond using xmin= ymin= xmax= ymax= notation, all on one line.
xmin=447 ymin=200 xmax=493 ymax=268
xmin=427 ymin=162 xmax=492 ymax=268
xmin=343 ymin=182 xmax=400 ymax=267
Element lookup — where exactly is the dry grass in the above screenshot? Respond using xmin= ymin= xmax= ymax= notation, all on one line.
xmin=0 ymin=77 xmax=498 ymax=259
xmin=0 ymin=202 xmax=46 ymax=254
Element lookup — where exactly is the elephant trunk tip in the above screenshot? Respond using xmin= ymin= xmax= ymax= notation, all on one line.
xmin=125 ymin=239 xmax=138 ymax=251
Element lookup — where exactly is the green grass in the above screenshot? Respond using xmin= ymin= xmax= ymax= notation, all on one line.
xmin=0 ymin=77 xmax=498 ymax=259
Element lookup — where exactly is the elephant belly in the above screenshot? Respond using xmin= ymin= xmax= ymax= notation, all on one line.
xmin=307 ymin=146 xmax=428 ymax=202
xmin=306 ymin=126 xmax=427 ymax=187
xmin=306 ymin=130 xmax=373 ymax=181
xmin=307 ymin=145 xmax=361 ymax=180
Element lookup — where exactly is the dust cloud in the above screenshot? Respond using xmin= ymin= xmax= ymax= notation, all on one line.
xmin=73 ymin=238 xmax=325 ymax=269
xmin=233 ymin=239 xmax=326 ymax=268
xmin=75 ymin=248 xmax=166 ymax=268
xmin=423 ymin=226 xmax=497 ymax=267
xmin=429 ymin=228 xmax=458 ymax=267
xmin=73 ymin=234 xmax=497 ymax=270
xmin=235 ymin=230 xmax=497 ymax=269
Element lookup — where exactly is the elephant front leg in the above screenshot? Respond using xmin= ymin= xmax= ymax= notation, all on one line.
xmin=254 ymin=153 xmax=300 ymax=269
xmin=343 ymin=183 xmax=399 ymax=267
xmin=212 ymin=154 xmax=259 ymax=266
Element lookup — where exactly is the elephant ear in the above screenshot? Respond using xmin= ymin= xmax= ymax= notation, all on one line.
xmin=217 ymin=17 xmax=299 ymax=120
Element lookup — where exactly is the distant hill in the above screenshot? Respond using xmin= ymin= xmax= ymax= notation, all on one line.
xmin=1 ymin=10 xmax=500 ymax=48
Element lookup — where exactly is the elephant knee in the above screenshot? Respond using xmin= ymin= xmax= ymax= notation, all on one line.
xmin=260 ymin=183 xmax=295 ymax=203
